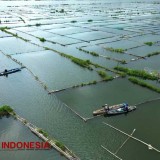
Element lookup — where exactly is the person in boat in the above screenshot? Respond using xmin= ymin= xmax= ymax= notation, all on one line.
xmin=104 ymin=105 xmax=109 ymax=112
xmin=124 ymin=103 xmax=129 ymax=112
xmin=4 ymin=69 xmax=8 ymax=73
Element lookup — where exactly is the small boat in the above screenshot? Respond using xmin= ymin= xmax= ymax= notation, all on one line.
xmin=93 ymin=103 xmax=136 ymax=116
xmin=0 ymin=68 xmax=21 ymax=76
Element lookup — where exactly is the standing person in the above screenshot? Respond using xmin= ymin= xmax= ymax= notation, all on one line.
xmin=124 ymin=104 xmax=129 ymax=112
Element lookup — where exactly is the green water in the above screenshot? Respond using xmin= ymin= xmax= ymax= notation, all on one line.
xmin=0 ymin=68 xmax=160 ymax=159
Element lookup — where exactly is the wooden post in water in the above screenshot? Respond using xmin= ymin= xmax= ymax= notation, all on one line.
xmin=101 ymin=129 xmax=136 ymax=160
xmin=115 ymin=129 xmax=136 ymax=154
xmin=101 ymin=145 xmax=123 ymax=160
xmin=103 ymin=122 xmax=160 ymax=153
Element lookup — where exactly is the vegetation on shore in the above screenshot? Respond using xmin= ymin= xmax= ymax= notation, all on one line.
xmin=36 ymin=128 xmax=73 ymax=155
xmin=55 ymin=141 xmax=66 ymax=151
xmin=147 ymin=51 xmax=160 ymax=57
xmin=120 ymin=60 xmax=127 ymax=64
xmin=72 ymin=58 xmax=92 ymax=69
xmin=114 ymin=66 xmax=158 ymax=80
xmin=128 ymin=77 xmax=160 ymax=93
xmin=144 ymin=42 xmax=154 ymax=46
xmin=117 ymin=71 xmax=126 ymax=78
xmin=88 ymin=19 xmax=93 ymax=22
xmin=0 ymin=27 xmax=28 ymax=42
xmin=60 ymin=53 xmax=93 ymax=70
xmin=104 ymin=76 xmax=114 ymax=81
xmin=59 ymin=9 xmax=65 ymax=13
xmin=0 ymin=105 xmax=14 ymax=116
xmin=97 ymin=70 xmax=106 ymax=78
xmin=79 ymin=48 xmax=127 ymax=64
xmin=45 ymin=47 xmax=94 ymax=70
xmin=97 ymin=70 xmax=114 ymax=81
xmin=0 ymin=26 xmax=10 ymax=31
xmin=39 ymin=37 xmax=46 ymax=42
xmin=35 ymin=23 xmax=41 ymax=27
xmin=37 ymin=128 xmax=48 ymax=137
xmin=71 ymin=20 xmax=77 ymax=23
xmin=75 ymin=80 xmax=97 ymax=88
xmin=79 ymin=48 xmax=99 ymax=57
xmin=105 ymin=47 xmax=126 ymax=53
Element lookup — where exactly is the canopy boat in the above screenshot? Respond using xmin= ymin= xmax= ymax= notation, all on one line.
xmin=0 ymin=68 xmax=21 ymax=76
xmin=93 ymin=103 xmax=136 ymax=116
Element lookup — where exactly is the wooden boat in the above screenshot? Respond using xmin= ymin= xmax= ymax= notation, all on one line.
xmin=0 ymin=68 xmax=21 ymax=76
xmin=93 ymin=103 xmax=136 ymax=116
xmin=106 ymin=106 xmax=136 ymax=116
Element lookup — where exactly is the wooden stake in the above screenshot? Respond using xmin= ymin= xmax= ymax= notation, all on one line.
xmin=101 ymin=145 xmax=123 ymax=160
xmin=103 ymin=122 xmax=160 ymax=153
xmin=115 ymin=129 xmax=136 ymax=154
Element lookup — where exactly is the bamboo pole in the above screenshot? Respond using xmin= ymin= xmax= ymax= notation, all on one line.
xmin=115 ymin=129 xmax=136 ymax=154
xmin=101 ymin=145 xmax=123 ymax=160
xmin=135 ymin=97 xmax=160 ymax=106
xmin=103 ymin=122 xmax=160 ymax=153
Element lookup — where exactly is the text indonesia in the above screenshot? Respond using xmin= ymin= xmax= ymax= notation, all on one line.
xmin=0 ymin=142 xmax=51 ymax=150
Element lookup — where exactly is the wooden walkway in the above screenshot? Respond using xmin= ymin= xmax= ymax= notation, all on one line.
xmin=10 ymin=113 xmax=80 ymax=160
